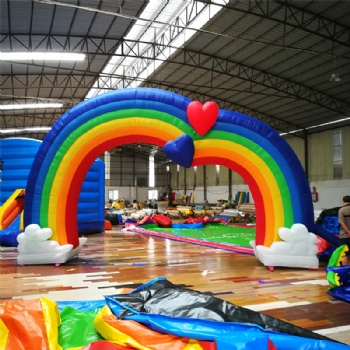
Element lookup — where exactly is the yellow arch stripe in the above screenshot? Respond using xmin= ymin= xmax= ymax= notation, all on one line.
xmin=48 ymin=118 xmax=180 ymax=242
xmin=194 ymin=140 xmax=284 ymax=245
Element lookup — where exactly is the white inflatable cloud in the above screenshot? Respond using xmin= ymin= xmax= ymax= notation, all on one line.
xmin=17 ymin=224 xmax=87 ymax=265
xmin=250 ymin=224 xmax=319 ymax=269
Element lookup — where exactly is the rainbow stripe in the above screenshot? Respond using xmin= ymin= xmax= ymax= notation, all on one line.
xmin=24 ymin=88 xmax=314 ymax=248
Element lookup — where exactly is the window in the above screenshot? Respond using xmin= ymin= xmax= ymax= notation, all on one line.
xmin=148 ymin=189 xmax=158 ymax=200
xmin=216 ymin=165 xmax=220 ymax=185
xmin=194 ymin=166 xmax=197 ymax=187
xmin=108 ymin=189 xmax=119 ymax=201
xmin=333 ymin=130 xmax=343 ymax=179
xmin=176 ymin=164 xmax=180 ymax=189
xmin=105 ymin=151 xmax=110 ymax=180
xmin=149 ymin=155 xmax=155 ymax=187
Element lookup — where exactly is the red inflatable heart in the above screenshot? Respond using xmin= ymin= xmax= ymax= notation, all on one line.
xmin=187 ymin=101 xmax=219 ymax=136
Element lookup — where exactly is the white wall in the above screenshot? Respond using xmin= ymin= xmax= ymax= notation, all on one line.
xmin=105 ymin=185 xmax=150 ymax=204
xmin=107 ymin=185 xmax=251 ymax=205
xmin=172 ymin=185 xmax=250 ymax=204
xmin=309 ymin=179 xmax=350 ymax=210
xmin=188 ymin=181 xmax=350 ymax=209
xmin=106 ymin=179 xmax=350 ymax=211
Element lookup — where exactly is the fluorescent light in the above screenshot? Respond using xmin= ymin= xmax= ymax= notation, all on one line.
xmin=0 ymin=103 xmax=63 ymax=110
xmin=306 ymin=116 xmax=350 ymax=129
xmin=280 ymin=116 xmax=350 ymax=135
xmin=0 ymin=52 xmax=85 ymax=61
xmin=0 ymin=127 xmax=51 ymax=134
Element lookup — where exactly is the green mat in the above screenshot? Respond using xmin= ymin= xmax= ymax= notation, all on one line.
xmin=141 ymin=223 xmax=256 ymax=248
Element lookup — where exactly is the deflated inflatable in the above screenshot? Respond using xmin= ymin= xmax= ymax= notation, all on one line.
xmin=105 ymin=277 xmax=345 ymax=350
xmin=1 ymin=278 xmax=349 ymax=350
xmin=0 ymin=297 xmax=60 ymax=350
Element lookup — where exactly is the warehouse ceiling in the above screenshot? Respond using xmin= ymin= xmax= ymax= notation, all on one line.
xmin=1 ymin=0 xmax=350 ymax=163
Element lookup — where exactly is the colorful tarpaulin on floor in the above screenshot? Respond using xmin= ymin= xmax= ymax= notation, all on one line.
xmin=1 ymin=278 xmax=349 ymax=350
xmin=105 ymin=277 xmax=348 ymax=350
xmin=0 ymin=297 xmax=60 ymax=350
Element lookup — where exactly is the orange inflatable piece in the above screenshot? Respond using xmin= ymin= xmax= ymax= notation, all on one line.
xmin=94 ymin=306 xmax=207 ymax=350
xmin=0 ymin=298 xmax=60 ymax=350
xmin=105 ymin=220 xmax=112 ymax=230
xmin=0 ymin=189 xmax=25 ymax=230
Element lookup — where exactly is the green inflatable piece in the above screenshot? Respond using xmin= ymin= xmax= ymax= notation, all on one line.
xmin=326 ymin=270 xmax=340 ymax=287
xmin=328 ymin=244 xmax=347 ymax=267
xmin=58 ymin=306 xmax=104 ymax=349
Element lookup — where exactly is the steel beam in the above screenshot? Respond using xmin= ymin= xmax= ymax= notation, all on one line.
xmin=195 ymin=0 xmax=350 ymax=48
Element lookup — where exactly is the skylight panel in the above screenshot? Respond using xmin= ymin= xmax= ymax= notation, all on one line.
xmin=85 ymin=0 xmax=226 ymax=99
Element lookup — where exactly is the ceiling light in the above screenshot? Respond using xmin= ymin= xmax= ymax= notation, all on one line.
xmin=329 ymin=57 xmax=341 ymax=82
xmin=0 ymin=52 xmax=85 ymax=61
xmin=329 ymin=73 xmax=341 ymax=82
xmin=0 ymin=127 xmax=51 ymax=134
xmin=0 ymin=103 xmax=63 ymax=110
xmin=280 ymin=116 xmax=350 ymax=136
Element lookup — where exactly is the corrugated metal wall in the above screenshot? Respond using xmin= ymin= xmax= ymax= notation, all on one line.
xmin=285 ymin=137 xmax=305 ymax=170
xmin=343 ymin=126 xmax=350 ymax=179
xmin=286 ymin=127 xmax=350 ymax=181
xmin=308 ymin=130 xmax=336 ymax=181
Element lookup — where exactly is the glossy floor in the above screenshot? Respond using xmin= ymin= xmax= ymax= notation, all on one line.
xmin=1 ymin=227 xmax=350 ymax=346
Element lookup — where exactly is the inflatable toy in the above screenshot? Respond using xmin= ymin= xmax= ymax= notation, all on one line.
xmin=104 ymin=220 xmax=112 ymax=230
xmin=1 ymin=278 xmax=348 ymax=350
xmin=151 ymin=214 xmax=172 ymax=228
xmin=164 ymin=134 xmax=194 ymax=168
xmin=326 ymin=245 xmax=350 ymax=303
xmin=0 ymin=189 xmax=25 ymax=246
xmin=17 ymin=224 xmax=86 ymax=265
xmin=82 ymin=341 xmax=138 ymax=350
xmin=0 ymin=189 xmax=25 ymax=230
xmin=0 ymin=297 xmax=60 ymax=350
xmin=104 ymin=277 xmax=347 ymax=350
xmin=0 ymin=138 xmax=105 ymax=250
xmin=187 ymin=101 xmax=219 ymax=136
xmin=172 ymin=222 xmax=204 ymax=229
xmin=94 ymin=306 xmax=206 ymax=349
xmin=0 ymin=230 xmax=22 ymax=246
xmin=138 ymin=215 xmax=152 ymax=225
xmin=17 ymin=87 xmax=332 ymax=265
xmin=251 ymin=224 xmax=319 ymax=270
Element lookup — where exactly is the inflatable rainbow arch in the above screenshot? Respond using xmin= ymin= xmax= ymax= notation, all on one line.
xmin=24 ymin=88 xmax=314 ymax=249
